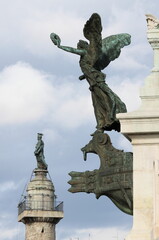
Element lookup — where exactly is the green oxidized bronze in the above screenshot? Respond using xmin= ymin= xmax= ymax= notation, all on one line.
xmin=34 ymin=133 xmax=48 ymax=170
xmin=50 ymin=13 xmax=133 ymax=215
xmin=50 ymin=13 xmax=131 ymax=132
xmin=68 ymin=131 xmax=133 ymax=215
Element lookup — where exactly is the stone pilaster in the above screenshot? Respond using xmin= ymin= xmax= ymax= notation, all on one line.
xmin=117 ymin=17 xmax=159 ymax=240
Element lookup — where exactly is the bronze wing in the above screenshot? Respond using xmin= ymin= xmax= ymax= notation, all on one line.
xmin=83 ymin=13 xmax=103 ymax=65
xmin=94 ymin=33 xmax=131 ymax=70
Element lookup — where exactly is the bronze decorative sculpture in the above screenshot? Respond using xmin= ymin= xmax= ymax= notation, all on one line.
xmin=50 ymin=13 xmax=133 ymax=215
xmin=50 ymin=13 xmax=130 ymax=132
xmin=34 ymin=133 xmax=48 ymax=170
xmin=69 ymin=131 xmax=133 ymax=215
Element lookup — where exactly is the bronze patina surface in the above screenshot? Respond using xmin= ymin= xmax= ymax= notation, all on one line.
xmin=69 ymin=131 xmax=133 ymax=215
xmin=50 ymin=13 xmax=132 ymax=215
xmin=34 ymin=133 xmax=48 ymax=170
xmin=50 ymin=13 xmax=130 ymax=132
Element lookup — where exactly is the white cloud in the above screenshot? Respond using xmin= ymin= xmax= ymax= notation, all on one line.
xmin=0 ymin=0 xmax=151 ymax=60
xmin=103 ymin=1 xmax=146 ymax=36
xmin=0 ymin=181 xmax=18 ymax=193
xmin=48 ymin=78 xmax=94 ymax=129
xmin=117 ymin=134 xmax=133 ymax=152
xmin=0 ymin=62 xmax=93 ymax=129
xmin=111 ymin=46 xmax=150 ymax=72
xmin=0 ymin=62 xmax=53 ymax=124
xmin=0 ymin=0 xmax=85 ymax=57
xmin=110 ymin=77 xmax=143 ymax=112
xmin=58 ymin=226 xmax=130 ymax=240
xmin=43 ymin=128 xmax=62 ymax=143
xmin=0 ymin=227 xmax=18 ymax=240
xmin=52 ymin=90 xmax=93 ymax=129
xmin=0 ymin=61 xmax=145 ymax=129
xmin=22 ymin=11 xmax=85 ymax=57
xmin=0 ymin=213 xmax=23 ymax=240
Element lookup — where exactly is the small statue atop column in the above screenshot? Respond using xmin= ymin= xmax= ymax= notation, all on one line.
xmin=34 ymin=133 xmax=48 ymax=170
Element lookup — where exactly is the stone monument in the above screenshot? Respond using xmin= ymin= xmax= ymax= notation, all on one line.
xmin=18 ymin=134 xmax=64 ymax=240
xmin=117 ymin=14 xmax=159 ymax=240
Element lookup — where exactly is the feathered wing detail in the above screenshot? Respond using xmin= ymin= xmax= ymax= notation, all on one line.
xmin=83 ymin=14 xmax=131 ymax=71
xmin=94 ymin=33 xmax=131 ymax=70
xmin=83 ymin=13 xmax=103 ymax=65
xmin=102 ymin=33 xmax=131 ymax=61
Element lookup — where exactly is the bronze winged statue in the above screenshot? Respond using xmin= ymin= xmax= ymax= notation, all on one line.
xmin=50 ymin=13 xmax=131 ymax=132
xmin=50 ymin=13 xmax=133 ymax=215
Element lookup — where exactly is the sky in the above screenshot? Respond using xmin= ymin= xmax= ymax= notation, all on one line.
xmin=0 ymin=0 xmax=158 ymax=240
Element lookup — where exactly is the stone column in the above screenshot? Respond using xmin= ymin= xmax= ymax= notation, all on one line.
xmin=18 ymin=169 xmax=64 ymax=240
xmin=117 ymin=17 xmax=159 ymax=240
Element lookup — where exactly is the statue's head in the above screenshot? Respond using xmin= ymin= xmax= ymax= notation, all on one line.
xmin=37 ymin=133 xmax=43 ymax=140
xmin=77 ymin=40 xmax=88 ymax=50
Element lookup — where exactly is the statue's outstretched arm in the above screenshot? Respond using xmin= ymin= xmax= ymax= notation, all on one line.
xmin=50 ymin=32 xmax=85 ymax=56
xmin=58 ymin=45 xmax=85 ymax=56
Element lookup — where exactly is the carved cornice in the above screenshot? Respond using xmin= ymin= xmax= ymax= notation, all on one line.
xmin=21 ymin=216 xmax=62 ymax=225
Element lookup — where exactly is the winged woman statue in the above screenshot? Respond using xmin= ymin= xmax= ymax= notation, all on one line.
xmin=50 ymin=13 xmax=131 ymax=132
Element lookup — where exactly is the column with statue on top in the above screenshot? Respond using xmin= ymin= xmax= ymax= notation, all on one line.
xmin=18 ymin=133 xmax=64 ymax=240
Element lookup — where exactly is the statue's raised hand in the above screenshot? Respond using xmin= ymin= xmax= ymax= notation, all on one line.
xmin=50 ymin=33 xmax=61 ymax=47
